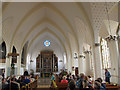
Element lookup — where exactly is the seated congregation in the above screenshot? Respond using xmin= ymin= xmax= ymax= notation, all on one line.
xmin=50 ymin=70 xmax=120 ymax=90
xmin=1 ymin=70 xmax=38 ymax=90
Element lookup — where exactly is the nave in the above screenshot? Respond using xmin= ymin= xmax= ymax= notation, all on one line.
xmin=0 ymin=1 xmax=120 ymax=90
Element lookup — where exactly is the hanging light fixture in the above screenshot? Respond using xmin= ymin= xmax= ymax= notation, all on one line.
xmin=84 ymin=50 xmax=91 ymax=54
xmin=74 ymin=53 xmax=85 ymax=59
xmin=79 ymin=54 xmax=85 ymax=59
xmin=74 ymin=53 xmax=78 ymax=59
xmin=105 ymin=2 xmax=118 ymax=41
xmin=30 ymin=54 xmax=33 ymax=62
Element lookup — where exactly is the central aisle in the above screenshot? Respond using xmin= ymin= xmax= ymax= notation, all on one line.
xmin=37 ymin=78 xmax=51 ymax=88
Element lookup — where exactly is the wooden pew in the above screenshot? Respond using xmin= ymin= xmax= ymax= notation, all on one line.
xmin=21 ymin=79 xmax=38 ymax=90
xmin=55 ymin=82 xmax=68 ymax=90
xmin=105 ymin=83 xmax=120 ymax=90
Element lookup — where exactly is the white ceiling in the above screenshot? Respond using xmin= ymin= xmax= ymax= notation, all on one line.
xmin=2 ymin=2 xmax=118 ymax=58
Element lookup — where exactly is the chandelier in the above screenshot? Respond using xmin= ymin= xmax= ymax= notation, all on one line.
xmin=104 ymin=2 xmax=118 ymax=41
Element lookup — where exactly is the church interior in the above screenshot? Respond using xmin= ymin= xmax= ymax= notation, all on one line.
xmin=0 ymin=1 xmax=120 ymax=89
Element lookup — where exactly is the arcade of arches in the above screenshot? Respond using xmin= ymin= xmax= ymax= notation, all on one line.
xmin=0 ymin=2 xmax=120 ymax=84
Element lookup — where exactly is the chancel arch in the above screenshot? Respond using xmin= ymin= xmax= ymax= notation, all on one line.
xmin=27 ymin=30 xmax=71 ymax=73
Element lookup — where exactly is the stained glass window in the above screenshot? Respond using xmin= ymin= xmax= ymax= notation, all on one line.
xmin=44 ymin=40 xmax=50 ymax=47
xmin=101 ymin=38 xmax=111 ymax=69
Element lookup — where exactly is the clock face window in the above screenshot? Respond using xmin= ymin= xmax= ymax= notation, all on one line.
xmin=44 ymin=40 xmax=50 ymax=47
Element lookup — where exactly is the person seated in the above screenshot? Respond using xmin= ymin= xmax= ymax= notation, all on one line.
xmin=94 ymin=79 xmax=104 ymax=90
xmin=24 ymin=70 xmax=29 ymax=76
xmin=97 ymin=78 xmax=106 ymax=90
xmin=8 ymin=77 xmax=20 ymax=90
xmin=23 ymin=75 xmax=30 ymax=84
xmin=61 ymin=76 xmax=68 ymax=83
xmin=16 ymin=77 xmax=21 ymax=83
xmin=84 ymin=76 xmax=89 ymax=88
xmin=20 ymin=76 xmax=25 ymax=87
xmin=76 ymin=73 xmax=85 ymax=88
xmin=72 ymin=75 xmax=76 ymax=80
xmin=66 ymin=74 xmax=71 ymax=83
xmin=76 ymin=74 xmax=80 ymax=80
xmin=88 ymin=75 xmax=93 ymax=84
xmin=59 ymin=73 xmax=63 ymax=82
xmin=6 ymin=76 xmax=10 ymax=83
xmin=69 ymin=73 xmax=72 ymax=79
xmin=2 ymin=78 xmax=9 ymax=90
xmin=30 ymin=73 xmax=35 ymax=78
xmin=68 ymin=79 xmax=76 ymax=90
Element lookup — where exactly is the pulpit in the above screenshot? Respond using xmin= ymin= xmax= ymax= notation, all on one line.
xmin=36 ymin=51 xmax=58 ymax=77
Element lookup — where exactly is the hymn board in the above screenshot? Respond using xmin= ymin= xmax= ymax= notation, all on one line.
xmin=36 ymin=51 xmax=58 ymax=77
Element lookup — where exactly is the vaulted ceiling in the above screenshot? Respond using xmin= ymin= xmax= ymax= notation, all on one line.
xmin=2 ymin=2 xmax=118 ymax=59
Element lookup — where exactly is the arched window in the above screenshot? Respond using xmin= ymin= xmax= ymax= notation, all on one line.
xmin=12 ymin=46 xmax=17 ymax=63
xmin=21 ymin=48 xmax=24 ymax=64
xmin=117 ymin=24 xmax=120 ymax=53
xmin=21 ymin=41 xmax=28 ymax=64
xmin=101 ymin=38 xmax=111 ymax=69
xmin=0 ymin=41 xmax=6 ymax=59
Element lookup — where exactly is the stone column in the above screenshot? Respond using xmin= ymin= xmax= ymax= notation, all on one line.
xmin=108 ymin=40 xmax=119 ymax=83
xmin=85 ymin=52 xmax=91 ymax=75
xmin=17 ymin=54 xmax=21 ymax=75
xmin=94 ymin=43 xmax=102 ymax=79
xmin=78 ymin=56 xmax=84 ymax=74
xmin=71 ymin=58 xmax=75 ymax=75
xmin=5 ymin=56 xmax=12 ymax=77
xmin=118 ymin=38 xmax=120 ymax=84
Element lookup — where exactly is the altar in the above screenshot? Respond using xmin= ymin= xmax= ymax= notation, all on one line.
xmin=36 ymin=50 xmax=58 ymax=78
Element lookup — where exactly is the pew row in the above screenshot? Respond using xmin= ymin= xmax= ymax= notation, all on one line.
xmin=21 ymin=79 xmax=38 ymax=90
xmin=106 ymin=84 xmax=120 ymax=89
xmin=52 ymin=82 xmax=68 ymax=90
